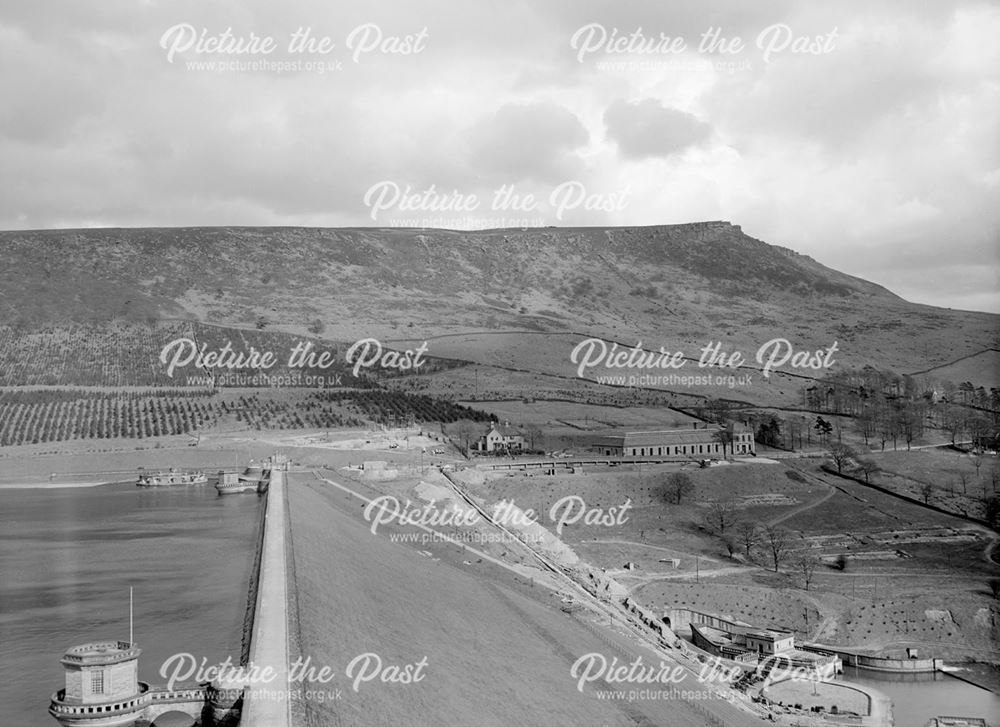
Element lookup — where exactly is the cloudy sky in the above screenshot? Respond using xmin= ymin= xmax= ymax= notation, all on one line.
xmin=1 ymin=0 xmax=998 ymax=312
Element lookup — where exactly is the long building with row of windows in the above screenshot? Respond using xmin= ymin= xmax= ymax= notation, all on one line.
xmin=590 ymin=423 xmax=754 ymax=459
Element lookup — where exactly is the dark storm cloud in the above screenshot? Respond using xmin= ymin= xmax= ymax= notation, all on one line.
xmin=603 ymin=99 xmax=711 ymax=159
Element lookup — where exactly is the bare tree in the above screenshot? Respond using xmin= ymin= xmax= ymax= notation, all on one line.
xmin=663 ymin=472 xmax=694 ymax=505
xmin=856 ymin=458 xmax=880 ymax=484
xmin=972 ymin=453 xmax=984 ymax=480
xmin=723 ymin=535 xmax=737 ymax=558
xmin=524 ymin=424 xmax=543 ymax=451
xmin=986 ymin=577 xmax=1000 ymax=601
xmin=920 ymin=482 xmax=933 ymax=504
xmin=764 ymin=525 xmax=791 ymax=572
xmin=897 ymin=401 xmax=925 ymax=450
xmin=450 ymin=419 xmax=481 ymax=455
xmin=855 ymin=409 xmax=876 ymax=446
xmin=795 ymin=553 xmax=821 ymax=591
xmin=969 ymin=415 xmax=992 ymax=452
xmin=985 ymin=496 xmax=1000 ymax=530
xmin=712 ymin=426 xmax=734 ymax=457
xmin=704 ymin=398 xmax=731 ymax=424
xmin=704 ymin=499 xmax=738 ymax=536
xmin=958 ymin=469 xmax=970 ymax=496
xmin=736 ymin=520 xmax=760 ymax=559
xmin=941 ymin=404 xmax=966 ymax=445
xmin=828 ymin=443 xmax=856 ymax=474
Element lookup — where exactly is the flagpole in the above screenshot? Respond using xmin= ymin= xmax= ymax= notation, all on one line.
xmin=129 ymin=587 xmax=134 ymax=646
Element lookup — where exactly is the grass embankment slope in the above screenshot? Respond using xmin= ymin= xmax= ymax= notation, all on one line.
xmin=287 ymin=474 xmax=766 ymax=726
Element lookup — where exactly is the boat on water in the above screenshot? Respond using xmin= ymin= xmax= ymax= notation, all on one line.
xmin=136 ymin=468 xmax=208 ymax=487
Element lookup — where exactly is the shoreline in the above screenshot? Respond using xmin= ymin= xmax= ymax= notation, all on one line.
xmin=0 ymin=480 xmax=119 ymax=489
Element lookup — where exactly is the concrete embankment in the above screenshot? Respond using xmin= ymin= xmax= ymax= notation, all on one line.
xmin=241 ymin=470 xmax=291 ymax=727
xmin=239 ymin=483 xmax=271 ymax=665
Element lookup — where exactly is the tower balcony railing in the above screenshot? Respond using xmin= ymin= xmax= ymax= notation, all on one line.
xmin=48 ymin=682 xmax=151 ymax=718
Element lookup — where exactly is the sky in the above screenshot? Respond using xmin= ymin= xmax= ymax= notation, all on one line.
xmin=1 ymin=0 xmax=998 ymax=313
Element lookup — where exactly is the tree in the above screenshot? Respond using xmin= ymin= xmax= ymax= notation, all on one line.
xmin=712 ymin=426 xmax=734 ymax=456
xmin=736 ymin=520 xmax=760 ymax=559
xmin=984 ymin=496 xmax=1000 ymax=529
xmin=920 ymin=482 xmax=933 ymax=504
xmin=756 ymin=418 xmax=782 ymax=449
xmin=835 ymin=553 xmax=848 ymax=571
xmin=449 ymin=419 xmax=481 ymax=454
xmin=723 ymin=535 xmax=737 ymax=558
xmin=814 ymin=416 xmax=833 ymax=444
xmin=856 ymin=458 xmax=880 ymax=484
xmin=664 ymin=472 xmax=694 ymax=505
xmin=958 ymin=469 xmax=971 ymax=496
xmin=705 ymin=398 xmax=731 ymax=424
xmin=764 ymin=525 xmax=791 ymax=572
xmin=972 ymin=453 xmax=984 ymax=480
xmin=795 ymin=554 xmax=821 ymax=591
xmin=941 ymin=404 xmax=966 ymax=445
xmin=704 ymin=499 xmax=737 ymax=535
xmin=968 ymin=416 xmax=992 ymax=451
xmin=828 ymin=443 xmax=856 ymax=474
xmin=897 ymin=401 xmax=925 ymax=450
xmin=855 ymin=408 xmax=876 ymax=446
xmin=524 ymin=424 xmax=543 ymax=450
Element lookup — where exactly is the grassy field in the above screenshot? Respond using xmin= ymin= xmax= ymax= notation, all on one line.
xmin=912 ymin=349 xmax=1000 ymax=389
xmin=870 ymin=447 xmax=998 ymax=506
xmin=455 ymin=399 xmax=700 ymax=429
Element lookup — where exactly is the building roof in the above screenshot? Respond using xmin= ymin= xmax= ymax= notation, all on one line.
xmin=690 ymin=624 xmax=735 ymax=647
xmin=745 ymin=629 xmax=793 ymax=641
xmin=485 ymin=423 xmax=522 ymax=438
xmin=592 ymin=423 xmax=754 ymax=449
xmin=592 ymin=428 xmax=723 ymax=448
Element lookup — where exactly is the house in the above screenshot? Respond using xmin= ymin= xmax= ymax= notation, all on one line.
xmin=744 ymin=629 xmax=795 ymax=656
xmin=474 ymin=422 xmax=525 ymax=454
xmin=590 ymin=423 xmax=755 ymax=459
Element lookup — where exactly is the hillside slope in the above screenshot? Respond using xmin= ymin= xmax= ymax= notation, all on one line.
xmin=0 ymin=223 xmax=995 ymax=386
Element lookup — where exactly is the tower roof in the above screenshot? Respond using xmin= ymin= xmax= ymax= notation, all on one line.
xmin=61 ymin=641 xmax=141 ymax=667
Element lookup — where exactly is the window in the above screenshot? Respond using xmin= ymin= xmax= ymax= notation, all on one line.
xmin=91 ymin=671 xmax=104 ymax=694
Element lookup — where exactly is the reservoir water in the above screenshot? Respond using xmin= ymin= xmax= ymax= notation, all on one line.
xmin=0 ymin=482 xmax=262 ymax=727
xmin=841 ymin=666 xmax=1000 ymax=725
